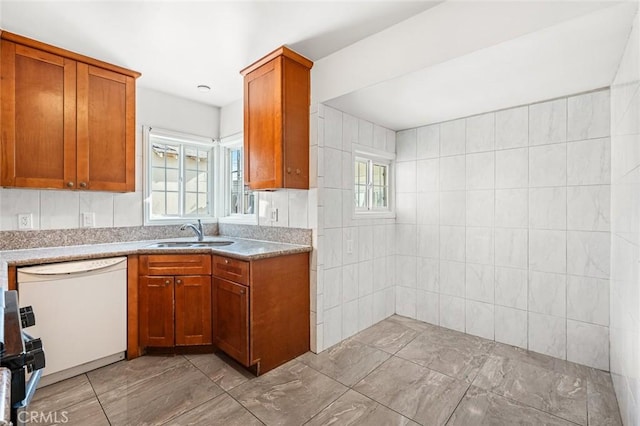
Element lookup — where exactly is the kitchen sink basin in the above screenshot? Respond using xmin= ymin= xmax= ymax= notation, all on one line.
xmin=147 ymin=241 xmax=234 ymax=248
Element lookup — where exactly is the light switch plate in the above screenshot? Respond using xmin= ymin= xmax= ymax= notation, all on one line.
xmin=18 ymin=213 xmax=33 ymax=230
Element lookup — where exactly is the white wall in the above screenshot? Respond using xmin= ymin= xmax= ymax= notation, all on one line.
xmin=0 ymin=87 xmax=219 ymax=231
xmin=219 ymin=99 xmax=243 ymax=139
xmin=309 ymin=104 xmax=397 ymax=352
xmin=610 ymin=11 xmax=640 ymax=426
xmin=394 ymin=89 xmax=612 ymax=371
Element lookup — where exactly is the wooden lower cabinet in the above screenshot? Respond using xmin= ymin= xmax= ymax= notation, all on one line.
xmin=212 ymin=252 xmax=310 ymax=375
xmin=139 ymin=276 xmax=174 ymax=347
xmin=138 ymin=254 xmax=213 ymax=349
xmin=139 ymin=274 xmax=212 ymax=347
xmin=212 ymin=277 xmax=249 ymax=364
xmin=135 ymin=251 xmax=310 ymax=375
xmin=174 ymin=275 xmax=212 ymax=346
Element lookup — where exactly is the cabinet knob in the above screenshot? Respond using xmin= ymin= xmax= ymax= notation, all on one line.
xmin=165 ymin=280 xmax=170 ymax=285
xmin=66 ymin=181 xmax=74 ymax=188
xmin=239 ymin=289 xmax=245 ymax=294
xmin=79 ymin=182 xmax=87 ymax=188
xmin=224 ymin=259 xmax=229 ymax=264
xmin=287 ymin=167 xmax=292 ymax=174
xmin=296 ymin=168 xmax=301 ymax=175
xmin=176 ymin=279 xmax=182 ymax=285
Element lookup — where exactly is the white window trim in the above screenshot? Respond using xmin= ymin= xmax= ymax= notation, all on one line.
xmin=352 ymin=143 xmax=395 ymax=220
xmin=217 ymin=133 xmax=258 ymax=225
xmin=143 ymin=126 xmax=218 ymax=225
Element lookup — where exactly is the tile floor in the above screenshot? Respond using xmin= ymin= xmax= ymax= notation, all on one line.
xmin=28 ymin=315 xmax=622 ymax=425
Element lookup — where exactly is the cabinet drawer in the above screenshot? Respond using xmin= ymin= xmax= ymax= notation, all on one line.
xmin=212 ymin=255 xmax=249 ymax=285
xmin=139 ymin=254 xmax=212 ymax=276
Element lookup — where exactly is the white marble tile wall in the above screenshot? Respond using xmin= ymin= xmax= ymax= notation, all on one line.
xmin=309 ymin=104 xmax=396 ymax=353
xmin=394 ymin=88 xmax=612 ymax=370
xmin=609 ymin=11 xmax=640 ymax=426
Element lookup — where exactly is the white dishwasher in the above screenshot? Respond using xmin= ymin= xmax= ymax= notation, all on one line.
xmin=17 ymin=257 xmax=127 ymax=387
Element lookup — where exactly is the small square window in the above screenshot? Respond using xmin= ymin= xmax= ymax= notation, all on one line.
xmin=353 ymin=146 xmax=394 ymax=218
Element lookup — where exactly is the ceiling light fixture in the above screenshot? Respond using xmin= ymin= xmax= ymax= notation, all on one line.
xmin=197 ymin=84 xmax=211 ymax=93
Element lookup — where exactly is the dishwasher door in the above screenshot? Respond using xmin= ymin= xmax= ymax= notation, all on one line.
xmin=17 ymin=257 xmax=127 ymax=386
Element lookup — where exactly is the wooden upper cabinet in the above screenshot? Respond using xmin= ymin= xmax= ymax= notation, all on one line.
xmin=0 ymin=31 xmax=140 ymax=192
xmin=77 ymin=64 xmax=136 ymax=191
xmin=241 ymin=46 xmax=312 ymax=190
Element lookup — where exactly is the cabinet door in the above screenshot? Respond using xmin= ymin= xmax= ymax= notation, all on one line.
xmin=212 ymin=277 xmax=249 ymax=365
xmin=175 ymin=275 xmax=212 ymax=346
xmin=139 ymin=276 xmax=174 ymax=347
xmin=1 ymin=41 xmax=77 ymax=189
xmin=76 ymin=63 xmax=135 ymax=192
xmin=244 ymin=58 xmax=282 ymax=190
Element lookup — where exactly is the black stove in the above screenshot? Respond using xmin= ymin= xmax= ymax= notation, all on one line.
xmin=0 ymin=290 xmax=45 ymax=425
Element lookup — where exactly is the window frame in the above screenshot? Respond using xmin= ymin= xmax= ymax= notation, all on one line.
xmin=217 ymin=133 xmax=257 ymax=225
xmin=352 ymin=144 xmax=395 ymax=219
xmin=143 ymin=126 xmax=217 ymax=225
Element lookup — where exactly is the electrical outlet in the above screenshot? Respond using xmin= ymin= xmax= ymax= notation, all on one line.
xmin=18 ymin=213 xmax=33 ymax=230
xmin=81 ymin=212 xmax=95 ymax=228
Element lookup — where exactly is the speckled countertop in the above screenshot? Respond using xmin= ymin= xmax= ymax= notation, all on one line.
xmin=0 ymin=236 xmax=311 ymax=289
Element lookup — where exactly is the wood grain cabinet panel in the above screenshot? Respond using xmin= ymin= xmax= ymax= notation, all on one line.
xmin=212 ymin=252 xmax=310 ymax=375
xmin=175 ymin=275 xmax=212 ymax=346
xmin=0 ymin=31 xmax=140 ymax=192
xmin=240 ymin=46 xmax=312 ymax=190
xmin=212 ymin=277 xmax=249 ymax=365
xmin=139 ymin=275 xmax=174 ymax=348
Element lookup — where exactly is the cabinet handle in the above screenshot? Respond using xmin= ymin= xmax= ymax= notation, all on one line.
xmin=66 ymin=181 xmax=74 ymax=188
xmin=79 ymin=182 xmax=87 ymax=188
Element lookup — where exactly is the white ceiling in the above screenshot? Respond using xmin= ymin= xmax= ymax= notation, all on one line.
xmin=326 ymin=1 xmax=638 ymax=130
xmin=0 ymin=1 xmax=438 ymax=107
xmin=1 ymin=1 xmax=637 ymax=131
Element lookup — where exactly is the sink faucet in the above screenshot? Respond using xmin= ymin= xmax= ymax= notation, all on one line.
xmin=180 ymin=219 xmax=204 ymax=241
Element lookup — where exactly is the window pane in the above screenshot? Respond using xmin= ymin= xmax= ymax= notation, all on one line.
xmin=151 ymin=191 xmax=166 ymax=216
xmin=151 ymin=144 xmax=179 ymax=167
xmin=151 ymin=168 xmax=166 ymax=191
xmin=373 ymin=164 xmax=386 ymax=186
xmin=147 ymin=131 xmax=214 ymax=221
xmin=355 ymin=184 xmax=368 ymax=208
xmin=354 ymin=160 xmax=368 ymax=185
xmin=166 ymin=192 xmax=179 ymax=216
xmin=244 ymin=192 xmax=255 ymax=215
xmin=229 ymin=148 xmax=245 ymax=215
xmin=185 ymin=170 xmax=208 ymax=192
xmin=373 ymin=185 xmax=387 ymax=208
xmin=185 ymin=192 xmax=208 ymax=215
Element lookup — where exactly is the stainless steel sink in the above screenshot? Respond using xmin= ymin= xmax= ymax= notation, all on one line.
xmin=147 ymin=241 xmax=234 ymax=248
